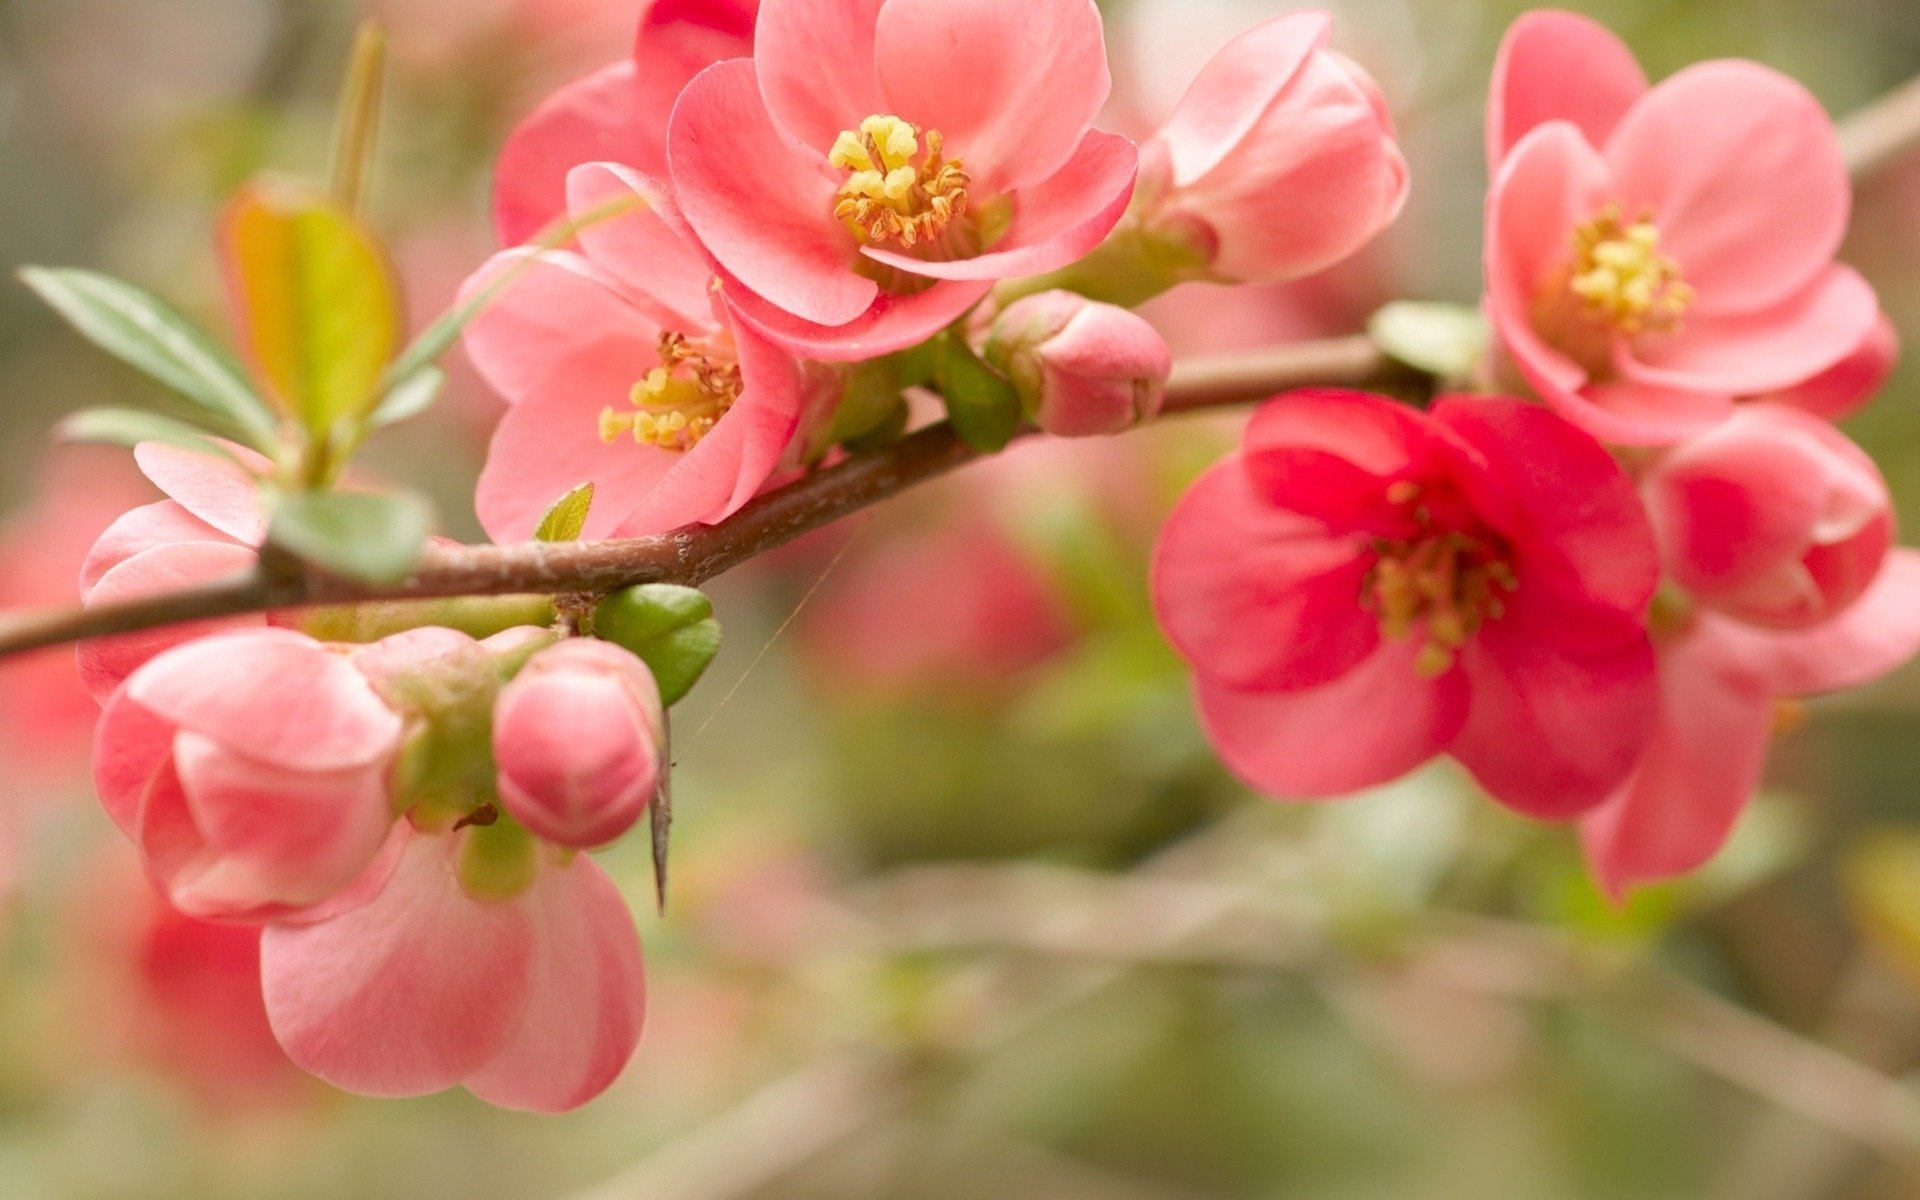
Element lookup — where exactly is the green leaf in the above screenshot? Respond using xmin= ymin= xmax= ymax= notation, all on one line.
xmin=21 ymin=267 xmax=279 ymax=449
xmin=934 ymin=336 xmax=1022 ymax=452
xmin=268 ymin=489 xmax=430 ymax=584
xmin=56 ymin=407 xmax=241 ymax=459
xmin=223 ymin=179 xmax=401 ymax=437
xmin=533 ymin=482 xmax=595 ymax=542
xmin=594 ymin=584 xmax=722 ymax=706
xmin=366 ymin=364 xmax=446 ymax=429
xmin=1367 ymin=301 xmax=1490 ymax=381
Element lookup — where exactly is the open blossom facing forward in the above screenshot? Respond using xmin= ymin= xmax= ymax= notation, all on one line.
xmin=1484 ymin=10 xmax=1879 ymax=444
xmin=1154 ymin=389 xmax=1660 ymax=818
xmin=464 ymin=167 xmax=811 ymax=541
xmin=666 ymin=0 xmax=1138 ymax=358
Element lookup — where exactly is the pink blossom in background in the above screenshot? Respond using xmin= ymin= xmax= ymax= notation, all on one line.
xmin=1135 ymin=12 xmax=1408 ymax=285
xmin=464 ymin=166 xmax=812 ymax=540
xmin=1584 ymin=552 xmax=1920 ymax=894
xmin=1484 ymin=10 xmax=1878 ymax=444
xmin=1153 ymin=389 xmax=1661 ymax=818
xmin=666 ymin=0 xmax=1137 ymax=359
xmin=92 ymin=628 xmax=403 ymax=920
xmin=261 ymin=826 xmax=645 ymax=1113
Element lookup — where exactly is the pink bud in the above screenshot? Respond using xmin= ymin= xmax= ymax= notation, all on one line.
xmin=492 ymin=639 xmax=663 ymax=849
xmin=1142 ymin=13 xmax=1407 ymax=285
xmin=988 ymin=291 xmax=1171 ymax=438
xmin=1643 ymin=404 xmax=1893 ymax=629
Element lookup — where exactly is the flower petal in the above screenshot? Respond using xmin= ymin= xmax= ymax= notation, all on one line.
xmin=460 ymin=248 xmax=666 ymax=404
xmin=133 ymin=442 xmax=267 ymax=545
xmin=80 ymin=501 xmax=228 ymax=601
xmin=1762 ymin=312 xmax=1899 ymax=421
xmin=464 ymin=855 xmax=646 ymax=1112
xmin=1703 ymin=549 xmax=1920 ymax=697
xmin=1155 ymin=11 xmax=1329 ymax=187
xmin=1486 ymin=10 xmax=1645 ymax=172
xmin=720 ymin=268 xmax=989 ymax=362
xmin=567 ymin=162 xmax=717 ymax=329
xmin=78 ymin=542 xmax=265 ymax=704
xmin=93 ymin=685 xmax=174 ymax=837
xmin=753 ymin=0 xmax=886 ymax=152
xmin=261 ymin=831 xmax=535 ymax=1098
xmin=492 ymin=62 xmax=664 ymax=247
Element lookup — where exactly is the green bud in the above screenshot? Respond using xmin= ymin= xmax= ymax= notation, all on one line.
xmin=592 ymin=584 xmax=722 ymax=706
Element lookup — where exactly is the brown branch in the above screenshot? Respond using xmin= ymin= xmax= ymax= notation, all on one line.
xmin=0 ymin=335 xmax=1397 ymax=661
xmin=1843 ymin=73 xmax=1920 ymax=184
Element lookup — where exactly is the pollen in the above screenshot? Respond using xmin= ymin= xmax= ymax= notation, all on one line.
xmin=1568 ymin=205 xmax=1694 ymax=336
xmin=830 ymin=114 xmax=970 ymax=250
xmin=598 ymin=331 xmax=742 ymax=453
xmin=1364 ymin=529 xmax=1518 ymax=679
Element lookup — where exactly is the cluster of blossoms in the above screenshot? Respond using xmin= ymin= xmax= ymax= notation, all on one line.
xmin=49 ymin=0 xmax=1917 ymax=1114
xmin=1154 ymin=11 xmax=1920 ymax=896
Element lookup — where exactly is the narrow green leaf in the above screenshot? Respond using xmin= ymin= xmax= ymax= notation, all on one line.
xmin=223 ymin=179 xmax=401 ymax=436
xmin=533 ymin=482 xmax=595 ymax=543
xmin=268 ymin=489 xmax=430 ymax=584
xmin=1367 ymin=301 xmax=1490 ymax=381
xmin=366 ymin=363 xmax=446 ymax=429
xmin=56 ymin=408 xmax=240 ymax=459
xmin=594 ymin=584 xmax=721 ymax=706
xmin=21 ymin=267 xmax=278 ymax=449
xmin=328 ymin=21 xmax=388 ymax=216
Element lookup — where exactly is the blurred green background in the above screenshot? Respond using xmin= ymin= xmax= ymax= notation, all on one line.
xmin=2 ymin=0 xmax=1920 ymax=1197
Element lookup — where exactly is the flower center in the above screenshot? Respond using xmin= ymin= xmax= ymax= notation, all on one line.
xmin=599 ymin=331 xmax=741 ymax=452
xmin=829 ymin=114 xmax=970 ymax=250
xmin=1567 ymin=205 xmax=1694 ymax=336
xmin=1364 ymin=484 xmax=1518 ymax=678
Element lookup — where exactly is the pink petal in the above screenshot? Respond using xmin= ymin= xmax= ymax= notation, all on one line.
xmin=1558 ymin=377 xmax=1735 ymax=446
xmin=77 ymin=542 xmax=264 ymax=704
xmin=1580 ymin=625 xmax=1775 ymax=895
xmin=459 ymin=249 xmax=668 ymax=404
xmin=1704 ymin=550 xmax=1920 ymax=697
xmin=860 ymin=130 xmax=1136 ymax=282
xmin=93 ymin=685 xmax=175 ymax=837
xmin=133 ymin=442 xmax=267 ymax=545
xmin=464 ymin=855 xmax=646 ymax=1112
xmin=720 ymin=268 xmax=990 ymax=362
xmin=670 ymin=60 xmax=872 ymax=327
xmin=1195 ymin=636 xmax=1466 ymax=798
xmin=752 ymin=0 xmax=886 ymax=152
xmin=1764 ymin=312 xmax=1899 ymax=421
xmin=492 ymin=62 xmax=664 ymax=247
xmin=261 ymin=831 xmax=536 ymax=1097
xmin=873 ymin=0 xmax=1110 ymax=193
xmin=1619 ymin=266 xmax=1879 ymax=397
xmin=567 ymin=163 xmax=718 ymax=329
xmin=1155 ymin=11 xmax=1329 ymax=187
xmin=1151 ymin=457 xmax=1378 ymax=692
xmin=1450 ymin=589 xmax=1658 ymax=819
xmin=126 ymin=629 xmax=401 ymax=772
xmin=1486 ymin=10 xmax=1645 ymax=172
xmin=1606 ymin=60 xmax=1849 ymax=314
xmin=613 ymin=315 xmax=804 ymax=534
xmin=80 ymin=501 xmax=228 ymax=600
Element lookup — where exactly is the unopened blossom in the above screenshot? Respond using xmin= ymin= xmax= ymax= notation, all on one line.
xmin=463 ymin=165 xmax=811 ymax=541
xmin=664 ymin=0 xmax=1137 ymax=359
xmin=1584 ymin=552 xmax=1920 ymax=894
xmin=985 ymin=291 xmax=1170 ymax=437
xmin=493 ymin=638 xmax=664 ymax=848
xmin=1484 ymin=10 xmax=1878 ymax=443
xmin=1642 ymin=404 xmax=1892 ymax=629
xmin=1153 ymin=389 xmax=1660 ymax=817
xmin=261 ymin=825 xmax=645 ymax=1112
xmin=1133 ymin=11 xmax=1408 ymax=287
xmin=92 ymin=628 xmax=404 ymax=920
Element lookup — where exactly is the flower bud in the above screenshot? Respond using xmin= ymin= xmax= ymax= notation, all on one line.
xmin=1139 ymin=13 xmax=1407 ymax=285
xmin=985 ymin=291 xmax=1171 ymax=437
xmin=1643 ymin=404 xmax=1892 ymax=628
xmin=492 ymin=639 xmax=664 ymax=849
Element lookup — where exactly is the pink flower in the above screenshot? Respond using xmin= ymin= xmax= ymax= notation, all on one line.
xmin=79 ymin=441 xmax=274 ymax=703
xmin=665 ymin=0 xmax=1137 ymax=360
xmin=464 ymin=166 xmax=811 ymax=541
xmin=1484 ymin=11 xmax=1878 ymax=444
xmin=492 ymin=0 xmax=758 ymax=245
xmin=494 ymin=639 xmax=664 ymax=848
xmin=1137 ymin=12 xmax=1408 ymax=285
xmin=1642 ymin=404 xmax=1892 ymax=629
xmin=1583 ymin=551 xmax=1920 ymax=894
xmin=986 ymin=291 xmax=1170 ymax=437
xmin=1153 ymin=389 xmax=1661 ymax=818
xmin=92 ymin=628 xmax=403 ymax=920
xmin=261 ymin=826 xmax=645 ymax=1112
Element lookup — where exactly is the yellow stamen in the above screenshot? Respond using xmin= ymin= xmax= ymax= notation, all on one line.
xmin=597 ymin=331 xmax=742 ymax=453
xmin=1568 ymin=205 xmax=1694 ymax=336
xmin=830 ymin=114 xmax=970 ymax=249
xmin=1364 ymin=529 xmax=1518 ymax=679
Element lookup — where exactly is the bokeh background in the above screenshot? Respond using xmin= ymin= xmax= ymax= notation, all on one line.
xmin=2 ymin=0 xmax=1920 ymax=1197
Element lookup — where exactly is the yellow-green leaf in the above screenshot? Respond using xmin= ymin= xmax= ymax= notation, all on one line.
xmin=223 ymin=179 xmax=400 ymax=437
xmin=533 ymin=482 xmax=595 ymax=542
